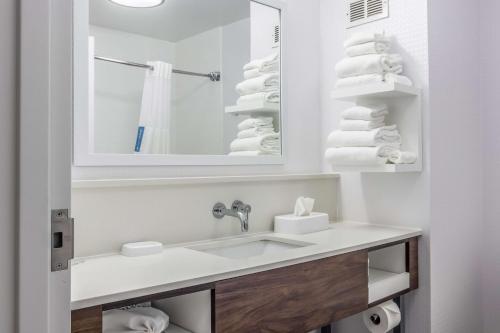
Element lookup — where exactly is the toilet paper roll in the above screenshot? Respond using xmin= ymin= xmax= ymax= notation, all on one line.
xmin=362 ymin=300 xmax=401 ymax=333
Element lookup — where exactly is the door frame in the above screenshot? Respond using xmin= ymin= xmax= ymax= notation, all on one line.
xmin=19 ymin=0 xmax=73 ymax=332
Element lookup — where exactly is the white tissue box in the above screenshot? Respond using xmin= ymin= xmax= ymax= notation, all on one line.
xmin=274 ymin=213 xmax=330 ymax=234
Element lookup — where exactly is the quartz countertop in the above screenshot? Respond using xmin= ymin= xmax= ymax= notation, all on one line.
xmin=71 ymin=221 xmax=422 ymax=310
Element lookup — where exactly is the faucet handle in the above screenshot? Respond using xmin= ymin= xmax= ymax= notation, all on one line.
xmin=232 ymin=200 xmax=251 ymax=213
xmin=212 ymin=202 xmax=227 ymax=219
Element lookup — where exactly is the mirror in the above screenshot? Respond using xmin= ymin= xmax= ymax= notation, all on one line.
xmin=74 ymin=0 xmax=284 ymax=165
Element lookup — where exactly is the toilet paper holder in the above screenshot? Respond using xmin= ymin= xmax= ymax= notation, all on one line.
xmin=365 ymin=297 xmax=404 ymax=333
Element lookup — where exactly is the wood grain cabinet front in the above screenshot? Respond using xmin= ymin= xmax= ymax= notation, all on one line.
xmin=214 ymin=251 xmax=369 ymax=333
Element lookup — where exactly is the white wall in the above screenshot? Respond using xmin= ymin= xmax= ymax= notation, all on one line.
xmin=480 ymin=1 xmax=500 ymax=332
xmin=0 ymin=0 xmax=17 ymax=332
xmin=222 ymin=19 xmax=251 ymax=152
xmin=428 ymin=0 xmax=483 ymax=332
xmin=91 ymin=26 xmax=176 ymax=154
xmin=72 ymin=0 xmax=322 ymax=180
xmin=172 ymin=27 xmax=224 ymax=155
xmin=250 ymin=1 xmax=280 ymax=59
xmin=72 ymin=178 xmax=338 ymax=257
xmin=319 ymin=1 xmax=431 ymax=332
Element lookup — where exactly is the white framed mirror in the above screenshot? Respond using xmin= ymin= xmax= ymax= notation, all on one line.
xmin=73 ymin=0 xmax=286 ymax=166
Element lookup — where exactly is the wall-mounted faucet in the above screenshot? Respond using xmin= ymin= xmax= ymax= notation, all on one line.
xmin=212 ymin=200 xmax=252 ymax=232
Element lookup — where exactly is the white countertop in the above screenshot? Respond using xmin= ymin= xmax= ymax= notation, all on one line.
xmin=71 ymin=222 xmax=422 ymax=310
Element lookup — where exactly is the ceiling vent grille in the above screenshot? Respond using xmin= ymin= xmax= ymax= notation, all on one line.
xmin=274 ymin=25 xmax=280 ymax=44
xmin=346 ymin=0 xmax=389 ymax=28
xmin=272 ymin=25 xmax=281 ymax=49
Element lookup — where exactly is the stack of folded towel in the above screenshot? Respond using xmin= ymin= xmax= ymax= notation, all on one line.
xmin=335 ymin=32 xmax=413 ymax=88
xmin=229 ymin=117 xmax=280 ymax=156
xmin=103 ymin=305 xmax=170 ymax=333
xmin=235 ymin=52 xmax=280 ymax=106
xmin=324 ymin=105 xmax=416 ymax=166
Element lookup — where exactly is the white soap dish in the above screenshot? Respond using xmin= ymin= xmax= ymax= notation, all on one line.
xmin=121 ymin=241 xmax=163 ymax=257
xmin=274 ymin=213 xmax=330 ymax=235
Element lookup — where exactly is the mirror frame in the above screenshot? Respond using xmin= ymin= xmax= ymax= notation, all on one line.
xmin=73 ymin=0 xmax=287 ymax=166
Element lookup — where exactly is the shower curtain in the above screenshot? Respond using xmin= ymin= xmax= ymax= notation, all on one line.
xmin=135 ymin=61 xmax=172 ymax=154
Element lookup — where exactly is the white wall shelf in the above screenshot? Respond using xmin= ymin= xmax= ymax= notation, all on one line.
xmin=328 ymin=82 xmax=423 ymax=174
xmin=331 ymin=163 xmax=421 ymax=174
xmin=331 ymin=82 xmax=420 ymax=102
xmin=225 ymin=101 xmax=280 ymax=116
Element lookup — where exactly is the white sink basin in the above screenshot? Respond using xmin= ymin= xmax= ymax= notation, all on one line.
xmin=189 ymin=236 xmax=314 ymax=260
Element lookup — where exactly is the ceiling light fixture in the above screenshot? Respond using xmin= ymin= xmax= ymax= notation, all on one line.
xmin=109 ymin=0 xmax=165 ymax=8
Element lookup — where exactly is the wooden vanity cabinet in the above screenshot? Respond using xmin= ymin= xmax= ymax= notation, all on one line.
xmin=213 ymin=251 xmax=368 ymax=333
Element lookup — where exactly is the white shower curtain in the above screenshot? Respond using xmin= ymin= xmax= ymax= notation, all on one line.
xmin=135 ymin=61 xmax=172 ymax=154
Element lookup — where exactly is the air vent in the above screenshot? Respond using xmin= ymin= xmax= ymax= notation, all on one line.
xmin=274 ymin=25 xmax=280 ymax=43
xmin=346 ymin=0 xmax=389 ymax=28
xmin=350 ymin=0 xmax=365 ymax=23
xmin=273 ymin=25 xmax=281 ymax=49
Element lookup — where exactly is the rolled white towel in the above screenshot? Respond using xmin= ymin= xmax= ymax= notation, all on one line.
xmin=340 ymin=118 xmax=386 ymax=131
xmin=244 ymin=65 xmax=280 ymax=79
xmin=388 ymin=151 xmax=417 ymax=164
xmin=327 ymin=126 xmax=400 ymax=147
xmin=335 ymin=54 xmax=403 ymax=78
xmin=243 ymin=52 xmax=280 ymax=71
xmin=325 ymin=145 xmax=398 ymax=166
xmin=343 ymin=32 xmax=390 ymax=48
xmin=237 ymin=91 xmax=280 ymax=106
xmin=342 ymin=105 xmax=388 ymax=121
xmin=335 ymin=73 xmax=413 ymax=89
xmin=229 ymin=151 xmax=274 ymax=156
xmin=230 ymin=133 xmax=280 ymax=154
xmin=103 ymin=307 xmax=169 ymax=333
xmin=238 ymin=117 xmax=274 ymax=131
xmin=236 ymin=73 xmax=280 ymax=96
xmin=345 ymin=41 xmax=391 ymax=57
xmin=238 ymin=127 xmax=276 ymax=139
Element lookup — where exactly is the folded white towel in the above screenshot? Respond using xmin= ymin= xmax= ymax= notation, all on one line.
xmin=238 ymin=117 xmax=274 ymax=131
xmin=335 ymin=73 xmax=413 ymax=89
xmin=236 ymin=73 xmax=280 ymax=96
xmin=325 ymin=145 xmax=398 ymax=166
xmin=340 ymin=118 xmax=386 ymax=131
xmin=342 ymin=105 xmax=388 ymax=121
xmin=238 ymin=127 xmax=276 ymax=139
xmin=230 ymin=133 xmax=280 ymax=154
xmin=103 ymin=307 xmax=169 ymax=333
xmin=237 ymin=91 xmax=280 ymax=106
xmin=327 ymin=126 xmax=401 ymax=147
xmin=346 ymin=41 xmax=391 ymax=57
xmin=388 ymin=151 xmax=417 ymax=164
xmin=244 ymin=65 xmax=280 ymax=79
xmin=243 ymin=52 xmax=280 ymax=71
xmin=335 ymin=54 xmax=403 ymax=78
xmin=229 ymin=151 xmax=275 ymax=156
xmin=343 ymin=32 xmax=390 ymax=48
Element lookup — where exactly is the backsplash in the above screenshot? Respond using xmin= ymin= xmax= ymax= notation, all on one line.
xmin=72 ymin=177 xmax=338 ymax=257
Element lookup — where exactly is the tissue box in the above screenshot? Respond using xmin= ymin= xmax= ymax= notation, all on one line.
xmin=274 ymin=213 xmax=330 ymax=235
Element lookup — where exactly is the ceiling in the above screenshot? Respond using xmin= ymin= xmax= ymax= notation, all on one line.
xmin=90 ymin=0 xmax=250 ymax=42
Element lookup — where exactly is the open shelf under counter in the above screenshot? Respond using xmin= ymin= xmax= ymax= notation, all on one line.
xmin=368 ymin=268 xmax=410 ymax=304
xmin=166 ymin=324 xmax=193 ymax=333
xmin=331 ymin=82 xmax=421 ymax=102
xmin=225 ymin=101 xmax=280 ymax=116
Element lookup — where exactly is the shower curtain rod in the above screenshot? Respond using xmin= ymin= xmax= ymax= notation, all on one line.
xmin=94 ymin=55 xmax=221 ymax=82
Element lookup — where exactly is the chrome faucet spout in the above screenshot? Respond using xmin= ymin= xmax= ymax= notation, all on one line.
xmin=213 ymin=200 xmax=252 ymax=232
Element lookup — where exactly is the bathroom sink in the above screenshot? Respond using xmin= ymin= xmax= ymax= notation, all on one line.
xmin=189 ymin=236 xmax=313 ymax=260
